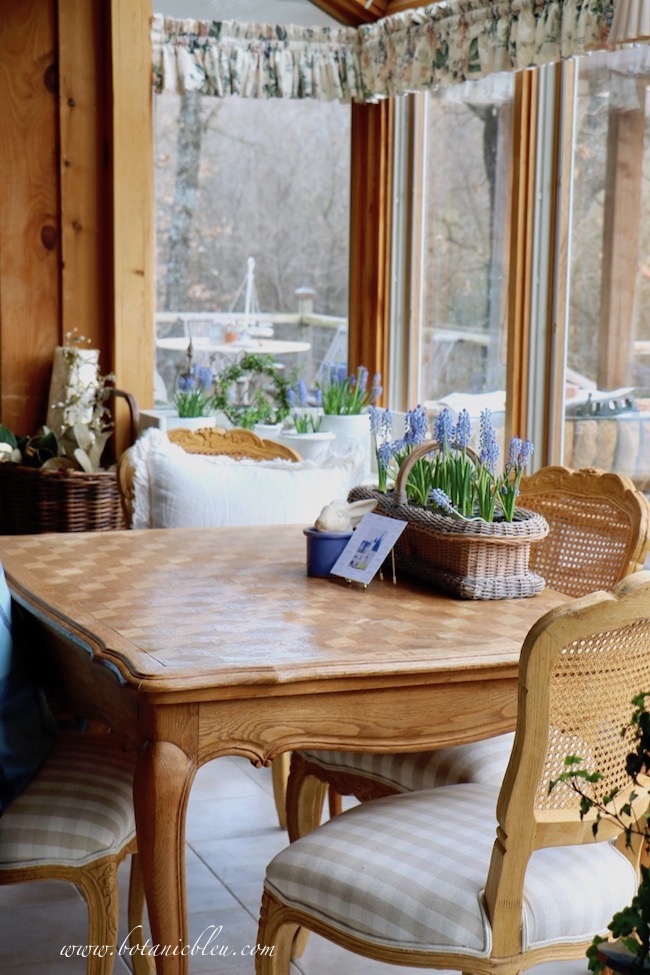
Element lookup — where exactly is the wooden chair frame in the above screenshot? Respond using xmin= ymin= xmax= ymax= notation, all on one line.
xmin=286 ymin=465 xmax=650 ymax=838
xmin=258 ymin=573 xmax=650 ymax=975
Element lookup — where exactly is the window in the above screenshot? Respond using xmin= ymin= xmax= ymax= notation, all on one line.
xmin=412 ymin=73 xmax=516 ymax=451
xmin=561 ymin=47 xmax=650 ymax=494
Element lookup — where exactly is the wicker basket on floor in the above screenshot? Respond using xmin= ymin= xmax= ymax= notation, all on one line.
xmin=349 ymin=440 xmax=549 ymax=599
xmin=0 ymin=388 xmax=138 ymax=535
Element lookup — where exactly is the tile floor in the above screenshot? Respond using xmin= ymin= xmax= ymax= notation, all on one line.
xmin=0 ymin=755 xmax=590 ymax=975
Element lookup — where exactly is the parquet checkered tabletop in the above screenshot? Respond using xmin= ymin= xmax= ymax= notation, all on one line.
xmin=0 ymin=525 xmax=567 ymax=975
xmin=0 ymin=526 xmax=566 ymax=690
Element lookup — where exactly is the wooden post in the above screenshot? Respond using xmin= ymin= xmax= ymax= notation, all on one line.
xmin=348 ymin=100 xmax=393 ymax=392
xmin=598 ymin=88 xmax=645 ymax=391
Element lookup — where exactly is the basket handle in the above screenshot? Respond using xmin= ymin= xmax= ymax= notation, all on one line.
xmin=107 ymin=387 xmax=140 ymax=448
xmin=394 ymin=439 xmax=479 ymax=506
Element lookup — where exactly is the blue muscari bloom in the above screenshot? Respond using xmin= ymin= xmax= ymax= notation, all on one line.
xmin=369 ymin=405 xmax=382 ymax=436
xmin=404 ymin=405 xmax=428 ymax=446
xmin=434 ymin=408 xmax=453 ymax=449
xmin=371 ymin=373 xmax=382 ymax=403
xmin=431 ymin=488 xmax=455 ymax=514
xmin=313 ymin=387 xmax=323 ymax=407
xmin=177 ymin=373 xmax=194 ymax=393
xmin=381 ymin=408 xmax=393 ymax=438
xmin=194 ymin=365 xmax=212 ymax=390
xmin=518 ymin=439 xmax=534 ymax=467
xmin=287 ymin=388 xmax=296 ymax=407
xmin=479 ymin=409 xmax=499 ymax=473
xmin=296 ymin=380 xmax=308 ymax=407
xmin=349 ymin=374 xmax=357 ymax=388
xmin=377 ymin=441 xmax=392 ymax=471
xmin=455 ymin=409 xmax=472 ymax=450
xmin=336 ymin=363 xmax=347 ymax=384
xmin=357 ymin=366 xmax=369 ymax=393
xmin=508 ymin=436 xmax=523 ymax=468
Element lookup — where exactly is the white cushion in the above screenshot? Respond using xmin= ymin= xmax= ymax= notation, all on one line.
xmin=265 ymin=783 xmax=637 ymax=956
xmin=300 ymin=733 xmax=514 ymax=791
xmin=0 ymin=732 xmax=136 ymax=869
xmin=129 ymin=428 xmax=364 ymax=529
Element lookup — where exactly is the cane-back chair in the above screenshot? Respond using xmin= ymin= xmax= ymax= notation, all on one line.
xmin=258 ymin=572 xmax=650 ymax=975
xmin=287 ymin=466 xmax=650 ymax=839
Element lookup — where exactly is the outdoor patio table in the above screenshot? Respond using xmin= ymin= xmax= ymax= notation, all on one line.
xmin=0 ymin=526 xmax=567 ymax=975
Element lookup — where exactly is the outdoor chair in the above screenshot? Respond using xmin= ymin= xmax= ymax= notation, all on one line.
xmin=257 ymin=571 xmax=650 ymax=975
xmin=287 ymin=465 xmax=650 ymax=839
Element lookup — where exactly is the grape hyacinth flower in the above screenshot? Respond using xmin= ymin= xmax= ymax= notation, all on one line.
xmin=434 ymin=407 xmax=454 ymax=451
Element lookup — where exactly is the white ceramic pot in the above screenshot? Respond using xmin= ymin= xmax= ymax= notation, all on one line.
xmin=319 ymin=412 xmax=371 ymax=470
xmin=254 ymin=422 xmax=285 ymax=440
xmin=138 ymin=410 xmax=218 ymax=435
xmin=277 ymin=430 xmax=335 ymax=462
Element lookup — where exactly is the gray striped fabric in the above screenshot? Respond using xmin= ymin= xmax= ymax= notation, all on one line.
xmin=266 ymin=784 xmax=636 ymax=955
xmin=0 ymin=732 xmax=136 ymax=869
xmin=301 ymin=733 xmax=514 ymax=792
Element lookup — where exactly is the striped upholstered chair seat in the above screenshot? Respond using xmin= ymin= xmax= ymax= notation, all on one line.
xmin=0 ymin=732 xmax=151 ymax=975
xmin=257 ymin=574 xmax=650 ymax=975
xmin=286 ymin=466 xmax=650 ymax=839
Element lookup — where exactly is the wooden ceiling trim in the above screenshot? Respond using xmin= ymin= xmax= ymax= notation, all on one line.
xmin=312 ymin=0 xmax=387 ymax=24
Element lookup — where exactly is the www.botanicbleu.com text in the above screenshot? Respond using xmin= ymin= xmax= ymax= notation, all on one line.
xmin=60 ymin=925 xmax=275 ymax=960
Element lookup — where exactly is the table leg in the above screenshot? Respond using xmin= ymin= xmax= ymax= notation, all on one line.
xmin=133 ymin=739 xmax=196 ymax=975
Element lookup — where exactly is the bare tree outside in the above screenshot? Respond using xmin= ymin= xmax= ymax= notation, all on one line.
xmin=155 ymin=94 xmax=351 ymax=319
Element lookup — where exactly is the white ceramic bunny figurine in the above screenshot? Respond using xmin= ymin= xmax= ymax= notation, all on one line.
xmin=314 ymin=498 xmax=378 ymax=533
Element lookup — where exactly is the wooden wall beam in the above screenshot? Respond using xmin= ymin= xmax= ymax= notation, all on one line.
xmin=57 ymin=0 xmax=108 ymax=358
xmin=109 ymin=0 xmax=154 ymax=454
xmin=348 ymin=100 xmax=393 ymax=393
xmin=0 ymin=0 xmax=60 ymax=435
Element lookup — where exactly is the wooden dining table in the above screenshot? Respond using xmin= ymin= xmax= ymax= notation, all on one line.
xmin=0 ymin=526 xmax=567 ymax=975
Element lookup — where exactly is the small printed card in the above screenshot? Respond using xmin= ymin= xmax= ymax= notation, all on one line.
xmin=330 ymin=512 xmax=408 ymax=586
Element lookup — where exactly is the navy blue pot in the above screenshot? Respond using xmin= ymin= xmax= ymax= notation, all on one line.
xmin=303 ymin=527 xmax=353 ymax=577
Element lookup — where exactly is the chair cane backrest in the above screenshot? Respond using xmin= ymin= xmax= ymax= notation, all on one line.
xmin=117 ymin=426 xmax=301 ymax=527
xmin=519 ymin=466 xmax=650 ymax=597
xmin=485 ymin=571 xmax=650 ymax=957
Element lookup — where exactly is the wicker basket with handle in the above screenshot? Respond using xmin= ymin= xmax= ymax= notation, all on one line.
xmin=0 ymin=389 xmax=138 ymax=535
xmin=349 ymin=439 xmax=549 ymax=599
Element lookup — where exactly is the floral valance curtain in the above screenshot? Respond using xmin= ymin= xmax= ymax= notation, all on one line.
xmin=151 ymin=0 xmax=614 ymax=103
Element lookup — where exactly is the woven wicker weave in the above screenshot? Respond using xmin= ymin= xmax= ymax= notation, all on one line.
xmin=0 ymin=388 xmax=137 ymax=535
xmin=0 ymin=465 xmax=127 ymax=534
xmin=349 ymin=440 xmax=549 ymax=599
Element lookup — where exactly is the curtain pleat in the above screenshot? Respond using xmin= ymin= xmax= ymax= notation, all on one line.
xmin=151 ymin=1 xmax=614 ymax=102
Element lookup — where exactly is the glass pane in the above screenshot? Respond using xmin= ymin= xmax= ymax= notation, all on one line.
xmin=419 ymin=73 xmax=515 ymax=451
xmin=154 ymin=94 xmax=350 ymax=401
xmin=563 ymin=47 xmax=650 ymax=495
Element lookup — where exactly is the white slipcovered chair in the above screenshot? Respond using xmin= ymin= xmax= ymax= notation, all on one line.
xmin=256 ymin=572 xmax=650 ymax=975
xmin=287 ymin=465 xmax=650 ymax=838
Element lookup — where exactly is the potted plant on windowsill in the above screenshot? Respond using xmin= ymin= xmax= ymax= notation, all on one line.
xmin=277 ymin=380 xmax=334 ymax=461
xmin=139 ymin=339 xmax=218 ymax=434
xmin=316 ymin=364 xmax=382 ymax=470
